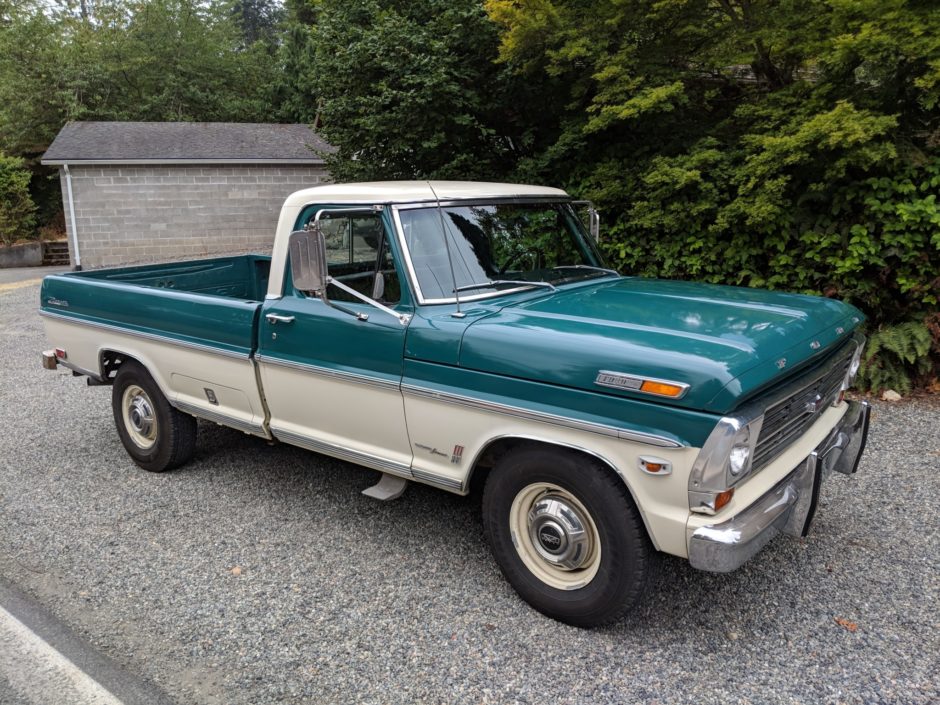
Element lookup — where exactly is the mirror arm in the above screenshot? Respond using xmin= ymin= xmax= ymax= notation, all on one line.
xmin=572 ymin=200 xmax=600 ymax=241
xmin=318 ymin=293 xmax=369 ymax=322
xmin=326 ymin=277 xmax=411 ymax=326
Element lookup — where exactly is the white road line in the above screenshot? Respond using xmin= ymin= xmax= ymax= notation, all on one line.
xmin=0 ymin=604 xmax=123 ymax=705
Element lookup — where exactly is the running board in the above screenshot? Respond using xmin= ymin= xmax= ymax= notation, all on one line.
xmin=362 ymin=473 xmax=408 ymax=501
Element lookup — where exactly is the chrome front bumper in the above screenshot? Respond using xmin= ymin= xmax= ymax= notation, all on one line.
xmin=688 ymin=400 xmax=871 ymax=573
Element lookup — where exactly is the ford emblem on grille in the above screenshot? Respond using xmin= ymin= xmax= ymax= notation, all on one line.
xmin=804 ymin=394 xmax=824 ymax=414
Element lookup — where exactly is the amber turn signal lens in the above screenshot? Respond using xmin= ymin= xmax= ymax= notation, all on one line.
xmin=713 ymin=489 xmax=734 ymax=512
xmin=640 ymin=380 xmax=685 ymax=397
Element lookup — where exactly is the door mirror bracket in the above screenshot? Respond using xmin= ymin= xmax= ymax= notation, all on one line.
xmin=288 ymin=225 xmax=411 ymax=326
xmin=572 ymin=200 xmax=600 ymax=241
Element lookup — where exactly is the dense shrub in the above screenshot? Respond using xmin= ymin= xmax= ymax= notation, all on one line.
xmin=600 ymin=156 xmax=940 ymax=392
xmin=0 ymin=154 xmax=36 ymax=246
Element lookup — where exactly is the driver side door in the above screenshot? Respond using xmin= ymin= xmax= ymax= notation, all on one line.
xmin=257 ymin=208 xmax=413 ymax=475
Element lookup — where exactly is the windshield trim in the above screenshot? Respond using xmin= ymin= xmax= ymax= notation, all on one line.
xmin=390 ymin=199 xmax=614 ymax=306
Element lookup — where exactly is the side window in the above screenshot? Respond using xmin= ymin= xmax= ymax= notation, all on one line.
xmin=314 ymin=212 xmax=401 ymax=305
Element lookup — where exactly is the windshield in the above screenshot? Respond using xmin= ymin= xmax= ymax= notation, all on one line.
xmin=396 ymin=202 xmax=611 ymax=303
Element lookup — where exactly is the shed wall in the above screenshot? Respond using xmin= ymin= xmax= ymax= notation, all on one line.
xmin=59 ymin=164 xmax=328 ymax=268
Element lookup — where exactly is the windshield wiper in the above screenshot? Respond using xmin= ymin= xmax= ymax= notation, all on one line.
xmin=454 ymin=280 xmax=558 ymax=294
xmin=552 ymin=265 xmax=620 ymax=277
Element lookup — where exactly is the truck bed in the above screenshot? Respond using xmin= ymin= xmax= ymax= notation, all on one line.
xmin=69 ymin=255 xmax=272 ymax=302
xmin=40 ymin=255 xmax=270 ymax=356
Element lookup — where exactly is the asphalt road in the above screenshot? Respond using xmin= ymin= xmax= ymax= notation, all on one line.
xmin=1 ymin=274 xmax=938 ymax=704
xmin=0 ymin=265 xmax=68 ymax=286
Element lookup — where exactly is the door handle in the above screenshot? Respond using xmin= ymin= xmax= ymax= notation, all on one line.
xmin=265 ymin=314 xmax=295 ymax=325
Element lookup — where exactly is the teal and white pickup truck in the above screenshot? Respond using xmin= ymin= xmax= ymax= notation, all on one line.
xmin=40 ymin=181 xmax=870 ymax=626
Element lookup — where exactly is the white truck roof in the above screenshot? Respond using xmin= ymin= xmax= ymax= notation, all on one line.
xmin=282 ymin=181 xmax=570 ymax=207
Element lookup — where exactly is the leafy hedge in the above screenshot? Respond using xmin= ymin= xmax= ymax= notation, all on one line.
xmin=601 ymin=154 xmax=940 ymax=393
xmin=0 ymin=154 xmax=36 ymax=247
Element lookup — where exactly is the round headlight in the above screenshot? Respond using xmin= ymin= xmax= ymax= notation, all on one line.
xmin=842 ymin=341 xmax=865 ymax=391
xmin=729 ymin=444 xmax=750 ymax=476
xmin=849 ymin=350 xmax=862 ymax=378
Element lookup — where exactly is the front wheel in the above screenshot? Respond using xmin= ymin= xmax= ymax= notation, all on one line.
xmin=482 ymin=446 xmax=656 ymax=627
xmin=111 ymin=360 xmax=196 ymax=472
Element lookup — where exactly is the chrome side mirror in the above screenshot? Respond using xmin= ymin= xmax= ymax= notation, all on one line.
xmin=572 ymin=200 xmax=600 ymax=241
xmin=588 ymin=206 xmax=600 ymax=241
xmin=288 ymin=229 xmax=328 ymax=294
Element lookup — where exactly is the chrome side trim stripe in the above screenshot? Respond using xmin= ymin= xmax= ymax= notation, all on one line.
xmin=254 ymin=354 xmax=400 ymax=391
xmin=173 ymin=400 xmax=266 ymax=436
xmin=270 ymin=426 xmax=413 ymax=477
xmin=39 ymin=310 xmax=251 ymax=361
xmin=402 ymin=383 xmax=683 ymax=448
xmin=411 ymin=468 xmax=464 ymax=492
xmin=272 ymin=427 xmax=467 ymax=494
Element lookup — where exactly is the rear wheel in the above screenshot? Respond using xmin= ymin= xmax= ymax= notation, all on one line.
xmin=482 ymin=446 xmax=656 ymax=627
xmin=112 ymin=361 xmax=196 ymax=472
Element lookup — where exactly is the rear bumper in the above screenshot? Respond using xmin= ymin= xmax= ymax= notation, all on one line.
xmin=688 ymin=400 xmax=870 ymax=573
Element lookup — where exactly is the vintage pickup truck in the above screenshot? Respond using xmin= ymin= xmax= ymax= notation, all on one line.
xmin=40 ymin=181 xmax=870 ymax=626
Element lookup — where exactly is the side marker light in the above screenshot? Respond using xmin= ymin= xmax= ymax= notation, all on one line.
xmin=640 ymin=380 xmax=685 ymax=397
xmin=638 ymin=456 xmax=672 ymax=475
xmin=714 ymin=489 xmax=734 ymax=512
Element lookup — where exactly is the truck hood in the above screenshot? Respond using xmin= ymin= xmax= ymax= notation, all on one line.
xmin=458 ymin=277 xmax=864 ymax=414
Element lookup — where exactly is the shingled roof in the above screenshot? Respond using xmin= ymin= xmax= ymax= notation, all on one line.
xmin=41 ymin=122 xmax=332 ymax=165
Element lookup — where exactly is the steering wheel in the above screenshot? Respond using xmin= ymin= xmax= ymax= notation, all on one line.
xmin=498 ymin=248 xmax=541 ymax=274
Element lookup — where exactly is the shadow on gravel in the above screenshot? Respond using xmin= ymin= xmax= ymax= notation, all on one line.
xmin=179 ymin=420 xmax=796 ymax=639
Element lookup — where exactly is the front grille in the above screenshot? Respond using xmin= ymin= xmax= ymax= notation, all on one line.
xmin=751 ymin=347 xmax=853 ymax=471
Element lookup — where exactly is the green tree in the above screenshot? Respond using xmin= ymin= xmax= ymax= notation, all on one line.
xmin=0 ymin=0 xmax=281 ymax=235
xmin=0 ymin=153 xmax=36 ymax=246
xmin=302 ymin=0 xmax=516 ymax=181
xmin=232 ymin=0 xmax=285 ymax=46
xmin=0 ymin=0 xmax=280 ymax=154
xmin=275 ymin=22 xmax=319 ymax=123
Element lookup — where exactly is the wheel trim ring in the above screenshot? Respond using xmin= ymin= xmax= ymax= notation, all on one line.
xmin=122 ymin=384 xmax=157 ymax=450
xmin=509 ymin=482 xmax=602 ymax=591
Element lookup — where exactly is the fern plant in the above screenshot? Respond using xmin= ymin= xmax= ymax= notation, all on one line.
xmin=857 ymin=321 xmax=933 ymax=395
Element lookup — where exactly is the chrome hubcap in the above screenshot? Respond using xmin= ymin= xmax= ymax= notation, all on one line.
xmin=129 ymin=397 xmax=154 ymax=436
xmin=509 ymin=482 xmax=602 ymax=590
xmin=527 ymin=494 xmax=593 ymax=570
xmin=122 ymin=385 xmax=157 ymax=450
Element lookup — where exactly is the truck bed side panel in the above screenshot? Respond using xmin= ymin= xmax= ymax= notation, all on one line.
xmin=40 ymin=275 xmax=268 ymax=437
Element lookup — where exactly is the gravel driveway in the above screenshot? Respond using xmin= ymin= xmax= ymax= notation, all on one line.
xmin=1 ymin=279 xmax=938 ymax=704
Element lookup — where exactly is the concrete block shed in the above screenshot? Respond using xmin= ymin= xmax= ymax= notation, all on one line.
xmin=41 ymin=122 xmax=332 ymax=269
